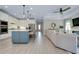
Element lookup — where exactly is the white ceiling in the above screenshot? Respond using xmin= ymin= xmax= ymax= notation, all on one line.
xmin=0 ymin=5 xmax=79 ymax=20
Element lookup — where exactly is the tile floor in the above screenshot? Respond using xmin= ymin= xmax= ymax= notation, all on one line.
xmin=0 ymin=32 xmax=71 ymax=54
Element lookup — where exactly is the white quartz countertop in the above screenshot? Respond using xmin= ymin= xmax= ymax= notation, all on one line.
xmin=10 ymin=29 xmax=30 ymax=31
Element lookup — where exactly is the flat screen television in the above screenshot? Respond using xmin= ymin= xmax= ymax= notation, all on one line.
xmin=72 ymin=17 xmax=79 ymax=26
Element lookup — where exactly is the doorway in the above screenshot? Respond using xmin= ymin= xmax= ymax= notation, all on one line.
xmin=38 ymin=24 xmax=41 ymax=31
xmin=36 ymin=22 xmax=43 ymax=41
xmin=37 ymin=22 xmax=43 ymax=32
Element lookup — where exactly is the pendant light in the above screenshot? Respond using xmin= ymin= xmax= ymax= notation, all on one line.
xmin=27 ymin=10 xmax=30 ymax=20
xmin=22 ymin=5 xmax=26 ymax=19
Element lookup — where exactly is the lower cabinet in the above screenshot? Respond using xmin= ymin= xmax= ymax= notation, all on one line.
xmin=12 ymin=31 xmax=29 ymax=44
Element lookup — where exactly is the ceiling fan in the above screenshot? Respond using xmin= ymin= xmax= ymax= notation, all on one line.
xmin=53 ymin=7 xmax=71 ymax=14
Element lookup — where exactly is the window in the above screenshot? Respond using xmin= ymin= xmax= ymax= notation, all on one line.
xmin=65 ymin=20 xmax=71 ymax=33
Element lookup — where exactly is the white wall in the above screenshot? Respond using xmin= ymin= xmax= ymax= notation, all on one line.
xmin=44 ymin=19 xmax=64 ymax=34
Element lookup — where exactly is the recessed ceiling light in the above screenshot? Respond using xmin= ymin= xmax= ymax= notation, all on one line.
xmin=23 ymin=15 xmax=25 ymax=18
xmin=48 ymin=9 xmax=51 ymax=11
xmin=14 ymin=13 xmax=17 ymax=15
xmin=4 ymin=6 xmax=8 ymax=8
xmin=30 ymin=7 xmax=33 ymax=10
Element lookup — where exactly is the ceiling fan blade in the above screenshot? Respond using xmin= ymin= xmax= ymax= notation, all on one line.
xmin=62 ymin=7 xmax=71 ymax=12
xmin=53 ymin=7 xmax=70 ymax=14
xmin=53 ymin=11 xmax=59 ymax=13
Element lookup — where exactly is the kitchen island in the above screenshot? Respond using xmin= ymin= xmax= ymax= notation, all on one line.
xmin=12 ymin=30 xmax=29 ymax=44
